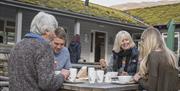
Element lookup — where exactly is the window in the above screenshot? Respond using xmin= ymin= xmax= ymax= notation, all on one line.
xmin=162 ymin=32 xmax=180 ymax=56
xmin=0 ymin=19 xmax=15 ymax=45
xmin=132 ymin=33 xmax=141 ymax=48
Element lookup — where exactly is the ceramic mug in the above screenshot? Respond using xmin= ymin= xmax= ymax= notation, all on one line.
xmin=96 ymin=70 xmax=104 ymax=83
xmin=88 ymin=67 xmax=96 ymax=83
xmin=69 ymin=68 xmax=77 ymax=82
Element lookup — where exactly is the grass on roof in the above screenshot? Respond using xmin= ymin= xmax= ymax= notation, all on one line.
xmin=127 ymin=3 xmax=180 ymax=25
xmin=17 ymin=0 xmax=143 ymax=25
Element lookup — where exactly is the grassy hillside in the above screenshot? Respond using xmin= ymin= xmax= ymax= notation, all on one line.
xmin=127 ymin=3 xmax=180 ymax=25
xmin=17 ymin=0 xmax=142 ymax=25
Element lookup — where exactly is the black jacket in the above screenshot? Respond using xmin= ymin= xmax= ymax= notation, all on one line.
xmin=68 ymin=41 xmax=81 ymax=63
xmin=108 ymin=47 xmax=139 ymax=75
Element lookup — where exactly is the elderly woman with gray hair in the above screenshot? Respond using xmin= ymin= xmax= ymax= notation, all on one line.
xmin=107 ymin=31 xmax=139 ymax=76
xmin=8 ymin=12 xmax=69 ymax=91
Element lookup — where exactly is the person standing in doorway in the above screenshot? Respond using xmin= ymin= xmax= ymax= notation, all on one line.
xmin=8 ymin=12 xmax=69 ymax=91
xmin=68 ymin=34 xmax=81 ymax=63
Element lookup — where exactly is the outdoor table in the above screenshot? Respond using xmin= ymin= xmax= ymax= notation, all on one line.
xmin=71 ymin=63 xmax=101 ymax=69
xmin=61 ymin=82 xmax=139 ymax=91
xmin=0 ymin=81 xmax=9 ymax=87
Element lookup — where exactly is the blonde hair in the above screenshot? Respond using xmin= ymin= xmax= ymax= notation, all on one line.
xmin=112 ymin=31 xmax=135 ymax=53
xmin=139 ymin=27 xmax=179 ymax=77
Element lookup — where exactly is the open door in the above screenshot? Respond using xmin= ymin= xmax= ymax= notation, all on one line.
xmin=90 ymin=31 xmax=106 ymax=63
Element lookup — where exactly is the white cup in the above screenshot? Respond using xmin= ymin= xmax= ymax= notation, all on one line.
xmin=104 ymin=73 xmax=111 ymax=83
xmin=96 ymin=70 xmax=104 ymax=83
xmin=69 ymin=68 xmax=77 ymax=82
xmin=104 ymin=72 xmax=118 ymax=83
xmin=88 ymin=67 xmax=96 ymax=83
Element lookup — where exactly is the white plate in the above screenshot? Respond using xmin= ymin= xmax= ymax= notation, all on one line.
xmin=65 ymin=79 xmax=87 ymax=84
xmin=111 ymin=80 xmax=135 ymax=85
xmin=117 ymin=76 xmax=132 ymax=84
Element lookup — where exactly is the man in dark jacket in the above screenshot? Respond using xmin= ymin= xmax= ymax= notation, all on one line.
xmin=8 ymin=12 xmax=69 ymax=91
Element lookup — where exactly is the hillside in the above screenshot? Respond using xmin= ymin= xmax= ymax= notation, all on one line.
xmin=127 ymin=3 xmax=180 ymax=25
xmin=111 ymin=0 xmax=180 ymax=10
xmin=17 ymin=0 xmax=143 ymax=25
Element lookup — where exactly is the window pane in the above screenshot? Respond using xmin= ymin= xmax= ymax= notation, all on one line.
xmin=0 ymin=20 xmax=4 ymax=31
xmin=0 ymin=20 xmax=15 ymax=45
xmin=6 ymin=21 xmax=15 ymax=26
xmin=5 ymin=27 xmax=15 ymax=45
xmin=0 ymin=20 xmax=4 ymax=43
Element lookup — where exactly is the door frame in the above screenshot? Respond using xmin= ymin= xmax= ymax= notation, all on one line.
xmin=90 ymin=30 xmax=108 ymax=63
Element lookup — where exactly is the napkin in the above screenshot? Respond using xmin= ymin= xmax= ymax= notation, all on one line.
xmin=77 ymin=66 xmax=88 ymax=80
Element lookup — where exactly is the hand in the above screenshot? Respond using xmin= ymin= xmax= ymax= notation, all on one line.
xmin=54 ymin=61 xmax=58 ymax=69
xmin=118 ymin=71 xmax=128 ymax=76
xmin=119 ymin=71 xmax=129 ymax=76
xmin=99 ymin=59 xmax=107 ymax=69
xmin=133 ymin=73 xmax=141 ymax=82
xmin=60 ymin=69 xmax=70 ymax=80
xmin=121 ymin=71 xmax=128 ymax=76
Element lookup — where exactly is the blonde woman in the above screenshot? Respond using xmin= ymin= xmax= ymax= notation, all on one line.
xmin=133 ymin=27 xmax=179 ymax=91
xmin=107 ymin=31 xmax=139 ymax=75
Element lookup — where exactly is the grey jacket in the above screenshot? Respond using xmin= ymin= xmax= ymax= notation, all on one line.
xmin=8 ymin=37 xmax=64 ymax=91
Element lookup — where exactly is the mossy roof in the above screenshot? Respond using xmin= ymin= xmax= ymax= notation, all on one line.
xmin=17 ymin=0 xmax=144 ymax=25
xmin=127 ymin=3 xmax=180 ymax=25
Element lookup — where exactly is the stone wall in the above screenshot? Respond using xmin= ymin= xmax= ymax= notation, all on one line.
xmin=0 ymin=44 xmax=12 ymax=76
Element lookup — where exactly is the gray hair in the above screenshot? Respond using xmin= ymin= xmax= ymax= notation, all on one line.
xmin=30 ymin=12 xmax=58 ymax=35
xmin=112 ymin=30 xmax=135 ymax=53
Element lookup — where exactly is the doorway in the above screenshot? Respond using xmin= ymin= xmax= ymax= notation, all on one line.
xmin=90 ymin=31 xmax=107 ymax=63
